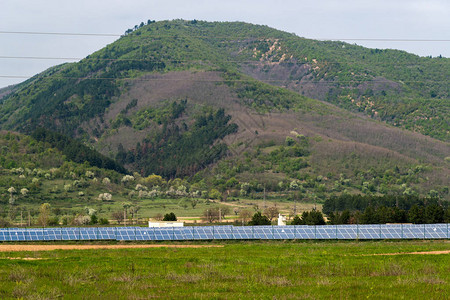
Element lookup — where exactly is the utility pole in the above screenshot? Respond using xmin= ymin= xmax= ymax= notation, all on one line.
xmin=219 ymin=208 xmax=222 ymax=223
xmin=263 ymin=185 xmax=266 ymax=210
xmin=28 ymin=210 xmax=31 ymax=227
xmin=294 ymin=192 xmax=297 ymax=216
xmin=20 ymin=210 xmax=23 ymax=227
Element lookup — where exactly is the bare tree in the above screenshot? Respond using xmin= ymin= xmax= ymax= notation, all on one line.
xmin=37 ymin=203 xmax=51 ymax=226
xmin=239 ymin=209 xmax=252 ymax=225
xmin=112 ymin=211 xmax=124 ymax=224
xmin=263 ymin=206 xmax=279 ymax=222
xmin=153 ymin=213 xmax=163 ymax=221
xmin=203 ymin=207 xmax=220 ymax=223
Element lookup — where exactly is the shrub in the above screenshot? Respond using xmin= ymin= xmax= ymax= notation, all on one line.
xmin=249 ymin=212 xmax=271 ymax=225
xmin=163 ymin=212 xmax=177 ymax=221
xmin=99 ymin=218 xmax=109 ymax=225
xmin=47 ymin=216 xmax=60 ymax=226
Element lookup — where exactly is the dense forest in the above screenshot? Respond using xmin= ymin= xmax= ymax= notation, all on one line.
xmin=116 ymin=101 xmax=238 ymax=178
xmin=31 ymin=128 xmax=127 ymax=174
xmin=323 ymin=194 xmax=449 ymax=224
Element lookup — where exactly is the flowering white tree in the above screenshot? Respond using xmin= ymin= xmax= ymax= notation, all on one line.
xmin=98 ymin=193 xmax=112 ymax=201
xmin=121 ymin=175 xmax=135 ymax=183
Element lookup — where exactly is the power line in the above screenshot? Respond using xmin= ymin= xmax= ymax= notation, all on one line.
xmin=0 ymin=56 xmax=447 ymax=67
xmin=0 ymin=74 xmax=441 ymax=84
xmin=0 ymin=30 xmax=449 ymax=42
xmin=0 ymin=30 xmax=120 ymax=37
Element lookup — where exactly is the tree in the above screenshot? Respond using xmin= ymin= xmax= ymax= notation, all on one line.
xmin=327 ymin=210 xmax=351 ymax=225
xmin=239 ymin=209 xmax=252 ymax=225
xmin=37 ymin=203 xmax=51 ymax=226
xmin=249 ymin=212 xmax=271 ymax=225
xmin=304 ymin=211 xmax=326 ymax=225
xmin=360 ymin=206 xmax=377 ymax=224
xmin=191 ymin=199 xmax=198 ymax=209
xmin=263 ymin=206 xmax=279 ymax=222
xmin=292 ymin=211 xmax=326 ymax=225
xmin=424 ymin=204 xmax=444 ymax=223
xmin=203 ymin=207 xmax=225 ymax=223
xmin=209 ymin=189 xmax=222 ymax=200
xmin=112 ymin=210 xmax=124 ymax=224
xmin=163 ymin=212 xmax=177 ymax=221
xmin=90 ymin=214 xmax=98 ymax=225
xmin=291 ymin=215 xmax=303 ymax=225
xmin=408 ymin=205 xmax=424 ymax=224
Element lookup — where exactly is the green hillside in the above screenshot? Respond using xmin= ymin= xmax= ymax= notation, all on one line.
xmin=0 ymin=20 xmax=448 ymax=208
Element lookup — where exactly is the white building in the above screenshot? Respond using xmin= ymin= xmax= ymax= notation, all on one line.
xmin=277 ymin=214 xmax=287 ymax=226
xmin=148 ymin=220 xmax=184 ymax=227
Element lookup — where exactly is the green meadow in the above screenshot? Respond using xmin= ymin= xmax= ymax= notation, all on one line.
xmin=0 ymin=240 xmax=449 ymax=299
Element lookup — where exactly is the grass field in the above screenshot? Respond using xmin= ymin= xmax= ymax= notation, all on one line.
xmin=0 ymin=240 xmax=449 ymax=299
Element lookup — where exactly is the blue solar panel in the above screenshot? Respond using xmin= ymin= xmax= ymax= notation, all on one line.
xmin=98 ymin=227 xmax=116 ymax=240
xmin=425 ymin=224 xmax=448 ymax=239
xmin=0 ymin=224 xmax=448 ymax=242
xmin=273 ymin=226 xmax=296 ymax=239
xmin=336 ymin=225 xmax=357 ymax=239
xmin=253 ymin=226 xmax=273 ymax=239
xmin=193 ymin=226 xmax=214 ymax=240
xmin=315 ymin=225 xmax=337 ymax=239
xmin=296 ymin=226 xmax=315 ymax=239
xmin=381 ymin=224 xmax=403 ymax=239
xmin=27 ymin=229 xmax=44 ymax=241
xmin=115 ymin=227 xmax=136 ymax=240
xmin=8 ymin=228 xmax=22 ymax=241
xmin=402 ymin=224 xmax=424 ymax=239
xmin=213 ymin=226 xmax=233 ymax=239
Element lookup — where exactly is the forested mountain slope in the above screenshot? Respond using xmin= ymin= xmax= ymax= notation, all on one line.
xmin=0 ymin=20 xmax=448 ymax=201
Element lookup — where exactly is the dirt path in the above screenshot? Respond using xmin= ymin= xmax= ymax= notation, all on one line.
xmin=359 ymin=250 xmax=450 ymax=256
xmin=0 ymin=244 xmax=224 ymax=252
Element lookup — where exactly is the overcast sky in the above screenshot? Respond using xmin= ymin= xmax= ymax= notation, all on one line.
xmin=1 ymin=0 xmax=449 ymax=89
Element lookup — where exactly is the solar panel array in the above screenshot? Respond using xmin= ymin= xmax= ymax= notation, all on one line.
xmin=0 ymin=224 xmax=448 ymax=241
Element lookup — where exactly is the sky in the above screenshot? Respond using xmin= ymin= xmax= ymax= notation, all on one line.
xmin=0 ymin=0 xmax=449 ymax=89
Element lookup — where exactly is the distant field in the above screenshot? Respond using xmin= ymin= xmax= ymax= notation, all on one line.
xmin=0 ymin=240 xmax=448 ymax=299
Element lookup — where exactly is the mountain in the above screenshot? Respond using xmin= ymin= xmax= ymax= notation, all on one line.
xmin=0 ymin=20 xmax=448 ymax=202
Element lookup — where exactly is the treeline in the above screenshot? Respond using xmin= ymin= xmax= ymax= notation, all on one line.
xmin=31 ymin=128 xmax=127 ymax=174
xmin=322 ymin=194 xmax=446 ymax=215
xmin=117 ymin=105 xmax=238 ymax=178
xmin=328 ymin=205 xmax=449 ymax=224
xmin=323 ymin=194 xmax=449 ymax=224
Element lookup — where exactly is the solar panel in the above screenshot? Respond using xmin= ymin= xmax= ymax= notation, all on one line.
xmin=381 ymin=224 xmax=403 ymax=239
xmin=402 ymin=224 xmax=425 ymax=239
xmin=253 ymin=226 xmax=273 ymax=239
xmin=296 ymin=226 xmax=316 ymax=239
xmin=315 ymin=225 xmax=337 ymax=239
xmin=336 ymin=225 xmax=358 ymax=239
xmin=193 ymin=226 xmax=214 ymax=240
xmin=27 ymin=228 xmax=44 ymax=241
xmin=232 ymin=226 xmax=253 ymax=239
xmin=212 ymin=226 xmax=233 ymax=240
xmin=116 ymin=227 xmax=136 ymax=240
xmin=0 ymin=224 xmax=448 ymax=241
xmin=357 ymin=224 xmax=382 ymax=239
xmin=98 ymin=227 xmax=116 ymax=240
xmin=425 ymin=224 xmax=448 ymax=239
xmin=273 ymin=226 xmax=296 ymax=239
